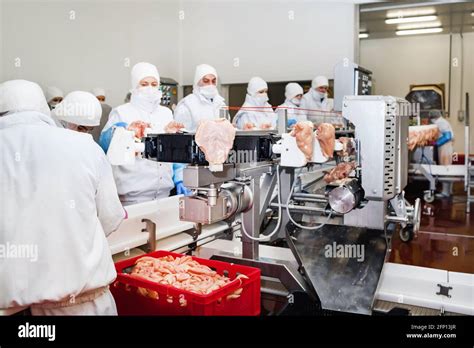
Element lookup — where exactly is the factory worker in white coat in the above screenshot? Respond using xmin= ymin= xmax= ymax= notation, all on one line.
xmin=300 ymin=76 xmax=334 ymax=121
xmin=53 ymin=91 xmax=102 ymax=134
xmin=100 ymin=62 xmax=185 ymax=205
xmin=174 ymin=64 xmax=227 ymax=131
xmin=276 ymin=82 xmax=306 ymax=127
xmin=0 ymin=79 xmax=125 ymax=315
xmin=234 ymin=77 xmax=277 ymax=130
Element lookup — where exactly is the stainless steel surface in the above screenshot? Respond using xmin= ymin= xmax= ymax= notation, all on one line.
xmin=183 ymin=164 xmax=236 ymax=187
xmin=220 ymin=182 xmax=253 ymax=216
xmin=343 ymin=200 xmax=386 ymax=230
xmin=179 ymin=182 xmax=253 ymax=225
xmin=286 ymin=223 xmax=387 ymax=315
xmin=342 ymin=96 xmax=410 ymax=201
xmin=179 ymin=195 xmax=228 ymax=225
xmin=334 ymin=61 xmax=372 ymax=112
xmin=328 ymin=179 xmax=364 ymax=214
xmin=292 ymin=192 xmax=327 ymax=200
xmin=210 ymin=254 xmax=308 ymax=295
xmin=241 ymin=176 xmax=260 ymax=259
xmin=270 ymin=202 xmax=328 ymax=214
xmin=259 ymin=171 xmax=278 ymax=222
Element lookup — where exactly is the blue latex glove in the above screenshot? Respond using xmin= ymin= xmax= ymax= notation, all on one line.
xmin=287 ymin=118 xmax=297 ymax=127
xmin=172 ymin=163 xmax=185 ymax=185
xmin=436 ymin=131 xmax=452 ymax=147
xmin=99 ymin=122 xmax=128 ymax=153
xmin=176 ymin=181 xmax=192 ymax=196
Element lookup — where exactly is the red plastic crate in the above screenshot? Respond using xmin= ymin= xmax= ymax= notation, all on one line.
xmin=111 ymin=250 xmax=261 ymax=316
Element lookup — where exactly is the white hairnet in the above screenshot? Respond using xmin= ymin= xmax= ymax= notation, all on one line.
xmin=312 ymin=76 xmax=329 ymax=89
xmin=52 ymin=91 xmax=102 ymax=126
xmin=92 ymin=87 xmax=106 ymax=97
xmin=247 ymin=77 xmax=268 ymax=96
xmin=285 ymin=83 xmax=304 ymax=100
xmin=45 ymin=86 xmax=64 ymax=102
xmin=0 ymin=79 xmax=51 ymax=117
xmin=131 ymin=62 xmax=160 ymax=90
xmin=193 ymin=64 xmax=218 ymax=86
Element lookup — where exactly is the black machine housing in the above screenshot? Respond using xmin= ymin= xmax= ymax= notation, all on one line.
xmin=143 ymin=131 xmax=277 ymax=165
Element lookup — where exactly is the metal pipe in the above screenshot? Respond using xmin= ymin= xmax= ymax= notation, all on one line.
xmin=293 ymin=197 xmax=328 ymax=204
xmin=292 ymin=192 xmax=327 ymax=200
xmin=385 ymin=215 xmax=408 ymax=224
xmin=270 ymin=202 xmax=328 ymax=214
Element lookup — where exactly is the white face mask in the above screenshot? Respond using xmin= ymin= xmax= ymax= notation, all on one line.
xmin=199 ymin=85 xmax=218 ymax=99
xmin=311 ymin=89 xmax=327 ymax=101
xmin=257 ymin=93 xmax=269 ymax=103
xmin=291 ymin=97 xmax=301 ymax=106
xmin=137 ymin=86 xmax=163 ymax=102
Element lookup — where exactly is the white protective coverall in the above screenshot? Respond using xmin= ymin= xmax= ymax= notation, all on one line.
xmin=276 ymin=82 xmax=306 ymax=124
xmin=102 ymin=62 xmax=175 ymax=205
xmin=174 ymin=64 xmax=227 ymax=131
xmin=300 ymin=75 xmax=334 ymax=122
xmin=0 ymin=80 xmax=124 ymax=315
xmin=233 ymin=77 xmax=277 ymax=130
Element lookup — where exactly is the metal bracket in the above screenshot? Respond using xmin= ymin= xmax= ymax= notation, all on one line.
xmin=183 ymin=223 xmax=202 ymax=241
xmin=141 ymin=218 xmax=156 ymax=253
xmin=436 ymin=284 xmax=452 ymax=298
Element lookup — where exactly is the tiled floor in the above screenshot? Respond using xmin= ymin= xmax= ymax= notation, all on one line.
xmin=389 ymin=183 xmax=473 ymax=274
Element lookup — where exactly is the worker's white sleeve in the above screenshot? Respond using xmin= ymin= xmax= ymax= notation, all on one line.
xmin=102 ymin=108 xmax=123 ymax=133
xmin=96 ymin=153 xmax=125 ymax=236
xmin=174 ymin=103 xmax=193 ymax=130
xmin=233 ymin=112 xmax=249 ymax=129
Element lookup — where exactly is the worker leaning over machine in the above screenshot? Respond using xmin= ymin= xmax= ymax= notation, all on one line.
xmin=233 ymin=76 xmax=277 ymax=130
xmin=100 ymin=62 xmax=190 ymax=205
xmin=174 ymin=63 xmax=227 ymax=132
xmin=276 ymin=82 xmax=306 ymax=127
xmin=0 ymin=79 xmax=125 ymax=315
xmin=52 ymin=91 xmax=102 ymax=134
xmin=429 ymin=109 xmax=455 ymax=197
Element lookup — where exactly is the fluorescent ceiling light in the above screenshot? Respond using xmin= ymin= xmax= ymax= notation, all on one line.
xmin=359 ymin=33 xmax=369 ymax=39
xmin=397 ymin=21 xmax=441 ymax=30
xmin=471 ymin=11 xmax=474 ymax=17
xmin=387 ymin=7 xmax=436 ymax=18
xmin=396 ymin=27 xmax=443 ymax=36
xmin=386 ymin=15 xmax=437 ymax=24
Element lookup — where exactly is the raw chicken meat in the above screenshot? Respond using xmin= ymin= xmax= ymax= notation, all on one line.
xmin=130 ymin=255 xmax=248 ymax=300
xmin=165 ymin=121 xmax=185 ymax=133
xmin=324 ymin=162 xmax=356 ymax=183
xmin=408 ymin=125 xmax=440 ymax=151
xmin=316 ymin=123 xmax=336 ymax=159
xmin=195 ymin=118 xmax=236 ymax=166
xmin=337 ymin=137 xmax=355 ymax=159
xmin=243 ymin=122 xmax=256 ymax=130
xmin=290 ymin=121 xmax=314 ymax=160
xmin=128 ymin=121 xmax=150 ymax=139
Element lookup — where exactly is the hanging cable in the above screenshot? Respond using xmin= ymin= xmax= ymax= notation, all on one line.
xmin=240 ymin=165 xmax=282 ymax=241
xmin=285 ymin=173 xmax=332 ymax=230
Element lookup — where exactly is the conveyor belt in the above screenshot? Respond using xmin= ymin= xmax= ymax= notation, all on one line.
xmin=286 ymin=222 xmax=387 ymax=315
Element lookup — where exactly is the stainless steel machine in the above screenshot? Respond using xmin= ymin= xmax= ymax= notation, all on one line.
xmin=108 ymin=95 xmax=421 ymax=315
